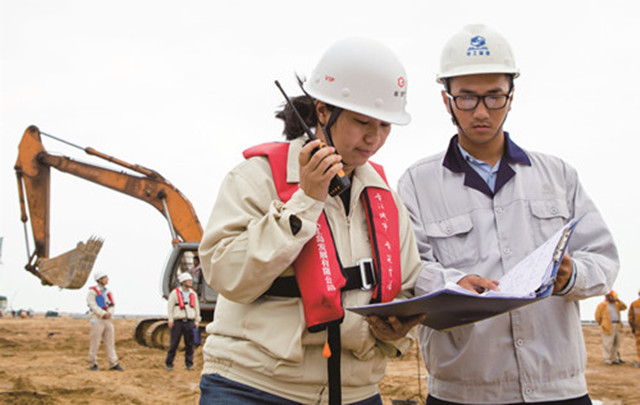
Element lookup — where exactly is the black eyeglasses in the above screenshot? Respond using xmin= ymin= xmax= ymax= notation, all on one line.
xmin=446 ymin=91 xmax=512 ymax=111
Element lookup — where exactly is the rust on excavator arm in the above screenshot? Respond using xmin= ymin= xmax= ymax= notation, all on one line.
xmin=14 ymin=125 xmax=203 ymax=289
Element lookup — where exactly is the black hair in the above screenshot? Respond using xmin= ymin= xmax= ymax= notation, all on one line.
xmin=443 ymin=74 xmax=515 ymax=94
xmin=275 ymin=95 xmax=317 ymax=140
xmin=275 ymin=95 xmax=337 ymax=140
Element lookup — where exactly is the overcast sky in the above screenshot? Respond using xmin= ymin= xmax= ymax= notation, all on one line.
xmin=1 ymin=1 xmax=639 ymax=321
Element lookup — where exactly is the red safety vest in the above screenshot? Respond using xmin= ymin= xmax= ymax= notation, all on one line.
xmin=90 ymin=286 xmax=114 ymax=309
xmin=243 ymin=142 xmax=402 ymax=331
xmin=175 ymin=287 xmax=196 ymax=309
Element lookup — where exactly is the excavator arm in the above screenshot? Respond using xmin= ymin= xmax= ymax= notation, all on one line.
xmin=14 ymin=125 xmax=203 ymax=289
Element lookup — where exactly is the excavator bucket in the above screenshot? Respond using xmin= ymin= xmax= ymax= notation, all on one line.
xmin=37 ymin=236 xmax=104 ymax=289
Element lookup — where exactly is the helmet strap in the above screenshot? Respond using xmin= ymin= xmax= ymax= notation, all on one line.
xmin=320 ymin=107 xmax=343 ymax=151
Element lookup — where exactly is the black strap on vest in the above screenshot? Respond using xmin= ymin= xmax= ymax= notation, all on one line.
xmin=327 ymin=322 xmax=341 ymax=405
xmin=264 ymin=259 xmax=377 ymax=297
xmin=264 ymin=259 xmax=376 ymax=405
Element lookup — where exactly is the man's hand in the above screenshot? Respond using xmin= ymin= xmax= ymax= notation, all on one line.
xmin=366 ymin=314 xmax=426 ymax=342
xmin=458 ymin=274 xmax=499 ymax=294
xmin=553 ymin=254 xmax=573 ymax=293
xmin=298 ymin=140 xmax=344 ymax=201
xmin=102 ymin=312 xmax=112 ymax=319
xmin=168 ymin=321 xmax=174 ymax=329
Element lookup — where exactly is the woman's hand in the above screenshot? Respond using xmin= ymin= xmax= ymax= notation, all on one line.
xmin=366 ymin=314 xmax=426 ymax=342
xmin=298 ymin=140 xmax=343 ymax=201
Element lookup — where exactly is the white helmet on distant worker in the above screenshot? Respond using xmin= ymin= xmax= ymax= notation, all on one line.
xmin=303 ymin=37 xmax=411 ymax=125
xmin=437 ymin=24 xmax=520 ymax=83
xmin=94 ymin=270 xmax=108 ymax=282
xmin=178 ymin=272 xmax=192 ymax=284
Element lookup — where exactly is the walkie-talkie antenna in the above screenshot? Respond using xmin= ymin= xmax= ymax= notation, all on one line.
xmin=274 ymin=80 xmax=350 ymax=196
xmin=274 ymin=80 xmax=319 ymax=141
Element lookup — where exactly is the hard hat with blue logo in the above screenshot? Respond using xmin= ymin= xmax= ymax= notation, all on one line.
xmin=303 ymin=37 xmax=411 ymax=125
xmin=437 ymin=24 xmax=520 ymax=83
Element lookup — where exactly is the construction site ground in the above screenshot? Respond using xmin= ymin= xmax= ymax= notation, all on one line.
xmin=0 ymin=316 xmax=638 ymax=404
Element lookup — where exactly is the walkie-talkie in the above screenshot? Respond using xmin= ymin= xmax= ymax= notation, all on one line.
xmin=275 ymin=80 xmax=351 ymax=197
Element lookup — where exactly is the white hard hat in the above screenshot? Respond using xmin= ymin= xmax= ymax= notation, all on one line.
xmin=94 ymin=270 xmax=108 ymax=282
xmin=437 ymin=24 xmax=520 ymax=83
xmin=178 ymin=272 xmax=192 ymax=284
xmin=303 ymin=37 xmax=411 ymax=126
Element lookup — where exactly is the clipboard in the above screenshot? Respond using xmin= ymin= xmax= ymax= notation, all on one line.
xmin=347 ymin=218 xmax=581 ymax=331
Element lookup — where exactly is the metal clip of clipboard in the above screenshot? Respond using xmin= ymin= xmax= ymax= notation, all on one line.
xmin=552 ymin=226 xmax=574 ymax=265
xmin=535 ymin=221 xmax=578 ymax=297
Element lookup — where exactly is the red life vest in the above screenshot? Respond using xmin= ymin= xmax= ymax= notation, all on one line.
xmin=175 ymin=287 xmax=196 ymax=309
xmin=90 ymin=286 xmax=114 ymax=309
xmin=243 ymin=142 xmax=402 ymax=331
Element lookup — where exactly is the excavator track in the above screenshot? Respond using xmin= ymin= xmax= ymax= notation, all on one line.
xmin=133 ymin=318 xmax=166 ymax=347
xmin=144 ymin=319 xmax=177 ymax=350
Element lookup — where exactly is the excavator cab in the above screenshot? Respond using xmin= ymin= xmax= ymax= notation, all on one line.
xmin=161 ymin=242 xmax=216 ymax=322
xmin=133 ymin=242 xmax=217 ymax=349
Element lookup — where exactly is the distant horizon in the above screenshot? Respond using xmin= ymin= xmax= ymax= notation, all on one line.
xmin=0 ymin=309 xmax=611 ymax=325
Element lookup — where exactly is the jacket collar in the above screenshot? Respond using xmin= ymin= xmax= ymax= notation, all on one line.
xmin=442 ymin=132 xmax=531 ymax=197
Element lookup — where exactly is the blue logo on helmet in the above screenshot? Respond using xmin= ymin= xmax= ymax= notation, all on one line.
xmin=467 ymin=35 xmax=490 ymax=56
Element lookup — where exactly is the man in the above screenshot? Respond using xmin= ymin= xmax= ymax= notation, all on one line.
xmin=189 ymin=255 xmax=202 ymax=295
xmin=628 ymin=289 xmax=640 ymax=367
xmin=166 ymin=272 xmax=201 ymax=371
xmin=398 ymin=24 xmax=619 ymax=404
xmin=86 ymin=270 xmax=123 ymax=371
xmin=595 ymin=290 xmax=627 ymax=365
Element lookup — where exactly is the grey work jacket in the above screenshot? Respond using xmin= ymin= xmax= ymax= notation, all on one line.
xmin=398 ymin=134 xmax=619 ymax=404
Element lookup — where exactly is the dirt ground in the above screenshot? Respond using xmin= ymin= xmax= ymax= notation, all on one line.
xmin=0 ymin=316 xmax=638 ymax=405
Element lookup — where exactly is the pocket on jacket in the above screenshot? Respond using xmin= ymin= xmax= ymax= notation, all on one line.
xmin=422 ymin=323 xmax=474 ymax=374
xmin=529 ymin=199 xmax=570 ymax=245
xmin=211 ymin=296 xmax=306 ymax=365
xmin=424 ymin=213 xmax=477 ymax=268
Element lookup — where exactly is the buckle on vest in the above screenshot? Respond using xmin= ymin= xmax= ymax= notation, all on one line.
xmin=357 ymin=259 xmax=376 ymax=291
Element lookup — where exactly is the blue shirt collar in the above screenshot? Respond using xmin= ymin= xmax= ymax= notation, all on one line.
xmin=442 ymin=132 xmax=531 ymax=197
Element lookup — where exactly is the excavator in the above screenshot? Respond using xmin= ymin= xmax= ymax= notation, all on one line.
xmin=14 ymin=125 xmax=217 ymax=349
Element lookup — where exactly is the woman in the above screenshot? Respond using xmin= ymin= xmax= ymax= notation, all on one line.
xmin=198 ymin=37 xmax=424 ymax=405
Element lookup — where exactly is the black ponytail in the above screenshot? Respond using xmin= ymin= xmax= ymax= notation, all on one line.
xmin=275 ymin=95 xmax=318 ymax=140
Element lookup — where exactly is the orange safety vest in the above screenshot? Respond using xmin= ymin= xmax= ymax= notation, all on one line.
xmin=243 ymin=142 xmax=402 ymax=331
xmin=175 ymin=287 xmax=196 ymax=309
xmin=89 ymin=286 xmax=114 ymax=309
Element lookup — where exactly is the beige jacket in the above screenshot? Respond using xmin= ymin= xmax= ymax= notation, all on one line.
xmin=199 ymin=137 xmax=422 ymax=404
xmin=167 ymin=287 xmax=201 ymax=323
xmin=595 ymin=300 xmax=627 ymax=335
xmin=86 ymin=286 xmax=115 ymax=321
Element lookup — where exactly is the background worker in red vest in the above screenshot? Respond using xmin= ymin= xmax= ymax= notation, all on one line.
xmin=166 ymin=272 xmax=201 ymax=371
xmin=629 ymin=289 xmax=640 ymax=367
xmin=198 ymin=37 xmax=425 ymax=405
xmin=595 ymin=290 xmax=627 ymax=365
xmin=86 ymin=270 xmax=123 ymax=371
